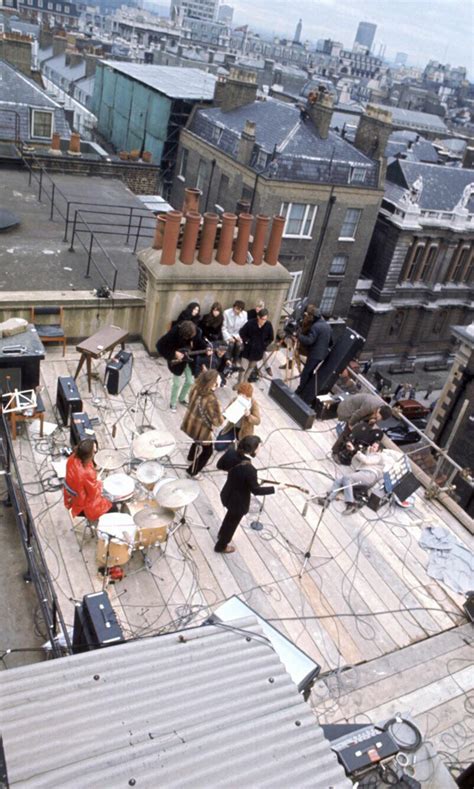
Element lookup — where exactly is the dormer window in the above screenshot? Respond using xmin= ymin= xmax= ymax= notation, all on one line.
xmin=350 ymin=166 xmax=367 ymax=184
xmin=31 ymin=109 xmax=53 ymax=140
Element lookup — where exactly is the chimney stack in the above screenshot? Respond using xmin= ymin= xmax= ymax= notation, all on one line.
xmin=179 ymin=211 xmax=201 ymax=264
xmin=306 ymin=87 xmax=334 ymax=140
xmin=251 ymin=215 xmax=270 ymax=265
xmin=161 ymin=211 xmax=182 ymax=265
xmin=182 ymin=187 xmax=201 ymax=216
xmin=52 ymin=35 xmax=67 ymax=57
xmin=68 ymin=132 xmax=81 ymax=156
xmin=235 ymin=198 xmax=251 ymax=215
xmin=219 ymin=67 xmax=258 ymax=112
xmin=152 ymin=214 xmax=166 ymax=250
xmin=264 ymin=215 xmax=285 ymax=266
xmin=216 ymin=213 xmax=237 ymax=265
xmin=232 ymin=213 xmax=253 ymax=265
xmin=198 ymin=213 xmax=219 ymax=264
xmin=354 ymin=104 xmax=392 ymax=161
xmin=237 ymin=119 xmax=256 ymax=166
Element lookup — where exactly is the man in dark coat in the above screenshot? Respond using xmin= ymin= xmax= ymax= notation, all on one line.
xmin=215 ymin=435 xmax=276 ymax=554
xmin=156 ymin=320 xmax=208 ymax=411
xmin=295 ymin=309 xmax=332 ymax=399
xmin=238 ymin=309 xmax=274 ymax=383
xmin=332 ymin=392 xmax=392 ymax=459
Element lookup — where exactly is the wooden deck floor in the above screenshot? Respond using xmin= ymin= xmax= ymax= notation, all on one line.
xmin=14 ymin=343 xmax=470 ymax=665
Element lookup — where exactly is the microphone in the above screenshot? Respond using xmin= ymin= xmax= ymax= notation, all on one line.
xmin=302 ymin=500 xmax=309 ymax=517
xmin=112 ymin=423 xmax=117 ymax=438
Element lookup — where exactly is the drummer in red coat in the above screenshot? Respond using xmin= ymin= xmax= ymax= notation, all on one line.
xmin=64 ymin=439 xmax=114 ymax=521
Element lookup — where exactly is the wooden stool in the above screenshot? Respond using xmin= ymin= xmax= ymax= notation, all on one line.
xmin=9 ymin=393 xmax=45 ymax=440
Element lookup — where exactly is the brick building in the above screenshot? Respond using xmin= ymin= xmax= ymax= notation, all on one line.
xmin=349 ymin=159 xmax=474 ymax=364
xmin=171 ymin=68 xmax=390 ymax=319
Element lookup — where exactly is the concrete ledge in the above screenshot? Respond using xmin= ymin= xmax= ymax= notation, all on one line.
xmin=0 ymin=291 xmax=145 ymax=343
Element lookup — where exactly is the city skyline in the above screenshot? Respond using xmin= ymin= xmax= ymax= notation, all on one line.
xmin=230 ymin=0 xmax=474 ymax=75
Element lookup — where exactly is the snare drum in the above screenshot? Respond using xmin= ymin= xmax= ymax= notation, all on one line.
xmin=134 ymin=506 xmax=174 ymax=548
xmin=96 ymin=513 xmax=136 ymax=567
xmin=103 ymin=473 xmax=135 ymax=503
xmin=152 ymin=476 xmax=177 ymax=498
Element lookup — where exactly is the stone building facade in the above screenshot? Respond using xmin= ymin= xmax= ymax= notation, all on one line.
xmin=349 ymin=159 xmax=474 ymax=364
xmin=170 ymin=69 xmax=389 ymax=321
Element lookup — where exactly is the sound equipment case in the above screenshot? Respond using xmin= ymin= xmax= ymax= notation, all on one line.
xmin=56 ymin=376 xmax=82 ymax=426
xmin=316 ymin=327 xmax=366 ymax=395
xmin=70 ymin=411 xmax=95 ymax=446
xmin=105 ymin=350 xmax=133 ymax=395
xmin=269 ymin=379 xmax=315 ymax=430
xmin=72 ymin=592 xmax=123 ymax=653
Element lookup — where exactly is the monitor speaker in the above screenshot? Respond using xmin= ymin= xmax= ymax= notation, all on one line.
xmin=317 ymin=326 xmax=365 ymax=395
xmin=269 ymin=379 xmax=315 ymax=430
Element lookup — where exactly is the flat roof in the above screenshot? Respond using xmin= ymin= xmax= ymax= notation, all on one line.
xmin=100 ymin=61 xmax=216 ymax=100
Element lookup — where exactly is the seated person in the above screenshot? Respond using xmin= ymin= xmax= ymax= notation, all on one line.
xmin=332 ymin=394 xmax=392 ymax=457
xmin=222 ymin=300 xmax=247 ymax=361
xmin=193 ymin=343 xmax=235 ymax=384
xmin=199 ymin=302 xmax=224 ymax=343
xmin=319 ymin=441 xmax=384 ymax=515
xmin=173 ymin=301 xmax=201 ymax=327
xmin=64 ymin=439 xmax=116 ymax=521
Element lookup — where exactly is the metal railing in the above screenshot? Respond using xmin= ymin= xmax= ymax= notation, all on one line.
xmin=0 ymin=412 xmax=72 ymax=658
xmin=16 ymin=147 xmax=158 ymax=290
xmin=0 ymin=108 xmax=21 ymax=145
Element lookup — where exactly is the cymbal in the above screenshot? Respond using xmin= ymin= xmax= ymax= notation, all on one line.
xmin=133 ymin=505 xmax=174 ymax=530
xmin=95 ymin=449 xmax=127 ymax=471
xmin=155 ymin=478 xmax=200 ymax=509
xmin=136 ymin=460 xmax=164 ymax=486
xmin=132 ymin=429 xmax=176 ymax=460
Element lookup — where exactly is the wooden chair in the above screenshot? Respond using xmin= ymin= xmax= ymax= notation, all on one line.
xmin=30 ymin=306 xmax=67 ymax=356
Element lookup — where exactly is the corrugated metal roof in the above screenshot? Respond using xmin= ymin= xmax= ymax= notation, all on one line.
xmin=100 ymin=61 xmax=216 ymax=100
xmin=0 ymin=616 xmax=351 ymax=788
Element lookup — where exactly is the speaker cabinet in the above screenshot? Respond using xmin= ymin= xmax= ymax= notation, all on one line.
xmin=70 ymin=412 xmax=95 ymax=447
xmin=105 ymin=351 xmax=133 ymax=395
xmin=269 ymin=379 xmax=315 ymax=430
xmin=56 ymin=376 xmax=82 ymax=426
xmin=316 ymin=327 xmax=366 ymax=395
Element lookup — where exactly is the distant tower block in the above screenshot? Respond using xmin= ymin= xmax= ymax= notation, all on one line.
xmin=293 ymin=18 xmax=302 ymax=44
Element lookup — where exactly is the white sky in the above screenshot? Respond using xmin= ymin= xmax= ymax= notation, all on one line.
xmin=230 ymin=0 xmax=474 ymax=76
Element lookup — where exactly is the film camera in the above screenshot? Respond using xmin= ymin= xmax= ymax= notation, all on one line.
xmin=282 ymin=297 xmax=309 ymax=338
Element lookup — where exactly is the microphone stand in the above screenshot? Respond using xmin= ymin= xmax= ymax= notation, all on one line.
xmin=299 ymin=483 xmax=353 ymax=578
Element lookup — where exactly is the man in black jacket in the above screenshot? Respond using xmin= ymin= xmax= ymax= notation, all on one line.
xmin=215 ymin=435 xmax=276 ymax=554
xmin=156 ymin=320 xmax=208 ymax=411
xmin=238 ymin=309 xmax=274 ymax=383
xmin=295 ymin=309 xmax=332 ymax=400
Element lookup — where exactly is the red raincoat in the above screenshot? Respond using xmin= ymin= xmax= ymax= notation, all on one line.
xmin=64 ymin=454 xmax=112 ymax=521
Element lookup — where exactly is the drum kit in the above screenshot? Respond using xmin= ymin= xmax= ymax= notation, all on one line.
xmin=96 ymin=429 xmax=201 ymax=580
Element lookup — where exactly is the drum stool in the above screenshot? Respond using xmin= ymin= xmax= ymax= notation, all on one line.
xmin=68 ymin=512 xmax=98 ymax=552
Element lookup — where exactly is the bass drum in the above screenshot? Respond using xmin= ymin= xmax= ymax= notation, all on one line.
xmin=96 ymin=513 xmax=136 ymax=567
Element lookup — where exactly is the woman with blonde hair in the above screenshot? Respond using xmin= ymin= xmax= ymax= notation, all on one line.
xmin=181 ymin=369 xmax=224 ymax=478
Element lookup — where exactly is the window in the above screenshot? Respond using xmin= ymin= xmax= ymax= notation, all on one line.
xmin=446 ymin=244 xmax=472 ymax=283
xmin=401 ymin=242 xmax=425 ymax=282
xmin=417 ymin=245 xmax=438 ymax=281
xmin=281 ymin=202 xmax=317 ymax=238
xmin=350 ymin=167 xmax=367 ymax=184
xmin=196 ymin=158 xmax=208 ymax=191
xmin=31 ymin=109 xmax=53 ymax=139
xmin=254 ymin=149 xmax=268 ymax=170
xmin=320 ymin=284 xmax=339 ymax=315
xmin=339 ymin=208 xmax=361 ymax=239
xmin=178 ymin=147 xmax=188 ymax=179
xmin=47 ymin=2 xmax=53 ymax=8
xmin=216 ymin=173 xmax=229 ymax=207
xmin=211 ymin=126 xmax=223 ymax=144
xmin=55 ymin=3 xmax=61 ymax=9
xmin=329 ymin=255 xmax=347 ymax=276
xmin=64 ymin=3 xmax=69 ymax=9
xmin=287 ymin=270 xmax=303 ymax=301
xmin=241 ymin=185 xmax=253 ymax=203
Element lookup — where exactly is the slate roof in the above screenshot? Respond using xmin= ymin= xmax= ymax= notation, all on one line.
xmin=191 ymin=98 xmax=379 ymax=186
xmin=0 ymin=60 xmax=70 ymax=142
xmin=373 ymin=104 xmax=449 ymax=134
xmin=100 ymin=61 xmax=216 ymax=100
xmin=43 ymin=52 xmax=86 ymax=82
xmin=386 ymin=159 xmax=474 ymax=211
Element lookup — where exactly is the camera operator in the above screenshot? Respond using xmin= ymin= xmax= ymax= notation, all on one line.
xmin=295 ymin=306 xmax=333 ymax=400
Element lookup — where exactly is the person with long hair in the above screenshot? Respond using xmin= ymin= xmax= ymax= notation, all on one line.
xmin=156 ymin=320 xmax=208 ymax=412
xmin=215 ymin=435 xmax=277 ymax=554
xmin=63 ymin=439 xmax=115 ymax=521
xmin=174 ymin=301 xmax=201 ymax=326
xmin=199 ymin=302 xmax=224 ymax=343
xmin=181 ymin=369 xmax=224 ymax=478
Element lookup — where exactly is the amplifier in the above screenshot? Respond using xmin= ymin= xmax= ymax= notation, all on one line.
xmin=56 ymin=376 xmax=82 ymax=426
xmin=72 ymin=592 xmax=124 ymax=653
xmin=316 ymin=326 xmax=365 ymax=396
xmin=367 ymin=488 xmax=388 ymax=512
xmin=70 ymin=411 xmax=96 ymax=447
xmin=330 ymin=724 xmax=399 ymax=776
xmin=314 ymin=395 xmax=341 ymax=420
xmin=105 ymin=350 xmax=133 ymax=395
xmin=269 ymin=379 xmax=315 ymax=430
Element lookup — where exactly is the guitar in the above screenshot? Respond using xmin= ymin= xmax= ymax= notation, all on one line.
xmin=260 ymin=479 xmax=310 ymax=494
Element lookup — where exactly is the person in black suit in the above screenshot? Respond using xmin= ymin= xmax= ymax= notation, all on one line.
xmin=295 ymin=308 xmax=332 ymax=400
xmin=214 ymin=435 xmax=277 ymax=554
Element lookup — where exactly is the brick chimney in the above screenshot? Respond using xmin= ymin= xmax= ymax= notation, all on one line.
xmin=217 ymin=67 xmax=258 ymax=112
xmin=354 ymin=105 xmax=392 ymax=161
xmin=65 ymin=51 xmax=84 ymax=68
xmin=68 ymin=132 xmax=81 ymax=156
xmin=237 ymin=120 xmax=256 ymax=165
xmin=52 ymin=35 xmax=68 ymax=57
xmin=49 ymin=132 xmax=62 ymax=155
xmin=306 ymin=87 xmax=334 ymax=140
